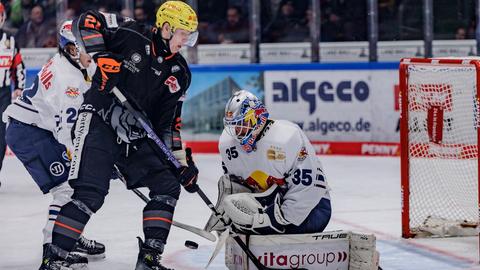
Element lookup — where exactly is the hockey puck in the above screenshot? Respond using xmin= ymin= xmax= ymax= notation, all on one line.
xmin=184 ymin=240 xmax=199 ymax=249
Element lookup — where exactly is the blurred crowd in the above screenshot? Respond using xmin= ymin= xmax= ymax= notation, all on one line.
xmin=0 ymin=0 xmax=476 ymax=48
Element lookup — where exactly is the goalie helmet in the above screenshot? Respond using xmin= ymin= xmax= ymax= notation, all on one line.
xmin=224 ymin=90 xmax=269 ymax=153
xmin=58 ymin=20 xmax=80 ymax=60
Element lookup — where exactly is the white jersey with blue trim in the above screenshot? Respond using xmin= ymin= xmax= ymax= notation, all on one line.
xmin=219 ymin=119 xmax=331 ymax=226
xmin=2 ymin=53 xmax=90 ymax=150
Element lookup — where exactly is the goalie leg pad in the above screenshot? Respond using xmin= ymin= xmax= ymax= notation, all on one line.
xmin=204 ymin=174 xmax=252 ymax=232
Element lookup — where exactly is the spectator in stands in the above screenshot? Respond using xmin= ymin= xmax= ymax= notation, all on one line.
xmin=121 ymin=8 xmax=133 ymax=18
xmin=15 ymin=4 xmax=56 ymax=48
xmin=321 ymin=3 xmax=344 ymax=41
xmin=455 ymin=26 xmax=467 ymax=40
xmin=197 ymin=0 xmax=228 ymax=44
xmin=134 ymin=6 xmax=148 ymax=24
xmin=264 ymin=0 xmax=305 ymax=42
xmin=64 ymin=8 xmax=76 ymax=20
xmin=216 ymin=6 xmax=249 ymax=44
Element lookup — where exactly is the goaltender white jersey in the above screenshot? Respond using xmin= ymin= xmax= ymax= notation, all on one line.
xmin=219 ymin=119 xmax=330 ymax=226
xmin=3 ymin=54 xmax=90 ymax=150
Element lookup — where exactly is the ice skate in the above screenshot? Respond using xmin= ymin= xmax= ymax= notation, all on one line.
xmin=39 ymin=244 xmax=71 ymax=270
xmin=65 ymin=252 xmax=88 ymax=270
xmin=72 ymin=235 xmax=105 ymax=260
xmin=135 ymin=237 xmax=173 ymax=270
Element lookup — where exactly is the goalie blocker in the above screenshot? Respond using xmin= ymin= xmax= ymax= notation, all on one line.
xmin=225 ymin=231 xmax=380 ymax=270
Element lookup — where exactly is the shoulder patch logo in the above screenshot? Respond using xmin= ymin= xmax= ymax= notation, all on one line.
xmin=171 ymin=65 xmax=180 ymax=73
xmin=131 ymin=53 xmax=142 ymax=63
xmin=297 ymin=147 xmax=308 ymax=161
xmin=65 ymin=87 xmax=80 ymax=98
xmin=165 ymin=76 xmax=181 ymax=93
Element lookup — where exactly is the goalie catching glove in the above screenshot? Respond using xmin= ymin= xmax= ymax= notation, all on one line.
xmin=177 ymin=147 xmax=199 ymax=193
xmin=222 ymin=184 xmax=291 ymax=234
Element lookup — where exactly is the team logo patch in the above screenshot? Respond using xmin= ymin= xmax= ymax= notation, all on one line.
xmin=157 ymin=56 xmax=163 ymax=63
xmin=50 ymin=162 xmax=65 ymax=176
xmin=171 ymin=65 xmax=180 ymax=73
xmin=267 ymin=146 xmax=286 ymax=161
xmin=297 ymin=147 xmax=308 ymax=161
xmin=65 ymin=87 xmax=80 ymax=98
xmin=131 ymin=53 xmax=142 ymax=63
xmin=164 ymin=76 xmax=181 ymax=93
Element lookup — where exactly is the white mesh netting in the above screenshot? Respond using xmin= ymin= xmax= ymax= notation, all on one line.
xmin=406 ymin=63 xmax=479 ymax=236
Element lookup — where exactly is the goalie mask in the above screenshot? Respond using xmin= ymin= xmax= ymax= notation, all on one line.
xmin=224 ymin=90 xmax=269 ymax=153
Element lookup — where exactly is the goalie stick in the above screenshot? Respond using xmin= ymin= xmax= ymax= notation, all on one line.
xmin=111 ymin=87 xmax=305 ymax=270
xmin=112 ymin=165 xmax=216 ymax=242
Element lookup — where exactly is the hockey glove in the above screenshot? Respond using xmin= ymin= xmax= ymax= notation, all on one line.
xmin=91 ymin=52 xmax=123 ymax=93
xmin=222 ymin=185 xmax=290 ymax=234
xmin=173 ymin=149 xmax=188 ymax=167
xmin=177 ymin=147 xmax=199 ymax=193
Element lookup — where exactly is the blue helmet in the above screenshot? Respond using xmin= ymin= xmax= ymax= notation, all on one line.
xmin=59 ymin=20 xmax=79 ymax=58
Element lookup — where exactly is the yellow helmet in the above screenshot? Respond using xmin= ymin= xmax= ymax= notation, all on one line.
xmin=156 ymin=1 xmax=198 ymax=33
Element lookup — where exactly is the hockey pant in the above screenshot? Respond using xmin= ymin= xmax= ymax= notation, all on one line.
xmin=52 ymin=112 xmax=180 ymax=255
xmin=6 ymin=118 xmax=74 ymax=244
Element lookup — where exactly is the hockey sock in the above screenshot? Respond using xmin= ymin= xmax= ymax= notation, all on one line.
xmin=143 ymin=195 xmax=176 ymax=241
xmin=52 ymin=200 xmax=92 ymax=253
xmin=42 ymin=204 xmax=62 ymax=244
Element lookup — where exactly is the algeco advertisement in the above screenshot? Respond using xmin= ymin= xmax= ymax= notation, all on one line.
xmin=264 ymin=70 xmax=399 ymax=142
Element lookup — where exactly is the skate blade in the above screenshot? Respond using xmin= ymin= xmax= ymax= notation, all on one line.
xmin=69 ymin=263 xmax=88 ymax=270
xmin=134 ymin=261 xmax=151 ymax=270
xmin=71 ymin=252 xmax=106 ymax=261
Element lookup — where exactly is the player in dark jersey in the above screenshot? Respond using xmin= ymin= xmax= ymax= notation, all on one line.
xmin=40 ymin=2 xmax=199 ymax=270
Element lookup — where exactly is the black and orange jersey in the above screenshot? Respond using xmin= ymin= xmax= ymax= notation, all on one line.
xmin=73 ymin=10 xmax=191 ymax=150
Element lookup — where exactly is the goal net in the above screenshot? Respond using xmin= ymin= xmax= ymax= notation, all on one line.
xmin=400 ymin=58 xmax=480 ymax=238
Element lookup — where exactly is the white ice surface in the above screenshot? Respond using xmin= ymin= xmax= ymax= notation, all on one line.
xmin=1 ymin=154 xmax=479 ymax=269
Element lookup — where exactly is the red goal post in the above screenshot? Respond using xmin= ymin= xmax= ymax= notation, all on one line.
xmin=400 ymin=58 xmax=480 ymax=239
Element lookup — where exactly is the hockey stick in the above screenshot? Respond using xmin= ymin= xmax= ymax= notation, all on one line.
xmin=110 ymin=87 xmax=300 ymax=270
xmin=112 ymin=165 xmax=216 ymax=242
